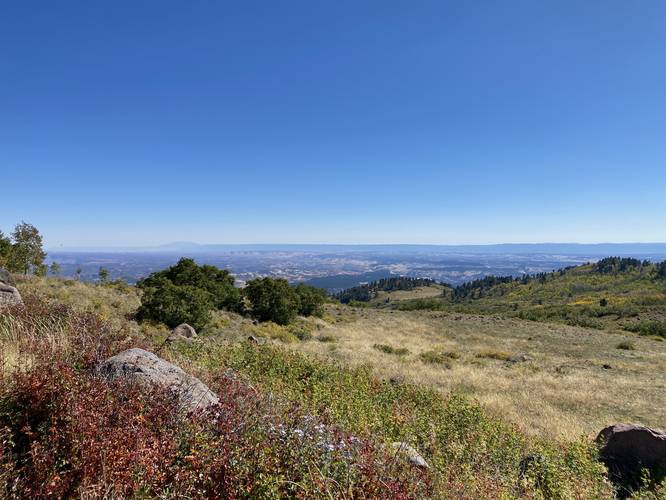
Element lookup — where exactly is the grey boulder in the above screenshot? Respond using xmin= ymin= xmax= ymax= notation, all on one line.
xmin=0 ymin=283 xmax=22 ymax=307
xmin=167 ymin=323 xmax=197 ymax=342
xmin=97 ymin=348 xmax=219 ymax=414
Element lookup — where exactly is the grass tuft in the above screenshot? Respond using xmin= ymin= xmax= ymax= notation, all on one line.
xmin=373 ymin=343 xmax=409 ymax=355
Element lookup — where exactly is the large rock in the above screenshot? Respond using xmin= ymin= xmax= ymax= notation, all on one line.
xmin=167 ymin=323 xmax=197 ymax=342
xmin=97 ymin=348 xmax=219 ymax=414
xmin=596 ymin=423 xmax=666 ymax=488
xmin=0 ymin=268 xmax=15 ymax=287
xmin=0 ymin=283 xmax=22 ymax=306
xmin=391 ymin=442 xmax=430 ymax=469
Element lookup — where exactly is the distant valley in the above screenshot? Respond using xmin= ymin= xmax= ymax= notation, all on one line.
xmin=47 ymin=243 xmax=666 ymax=291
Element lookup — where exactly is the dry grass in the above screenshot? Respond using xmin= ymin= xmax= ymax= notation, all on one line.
xmin=16 ymin=277 xmax=140 ymax=327
xmin=285 ymin=305 xmax=666 ymax=441
xmin=369 ymin=284 xmax=445 ymax=305
xmin=9 ymin=277 xmax=665 ymax=444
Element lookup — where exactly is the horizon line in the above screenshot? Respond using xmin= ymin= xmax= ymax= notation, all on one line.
xmin=47 ymin=241 xmax=666 ymax=252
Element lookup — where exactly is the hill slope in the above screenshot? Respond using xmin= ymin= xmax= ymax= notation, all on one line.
xmin=366 ymin=258 xmax=666 ymax=334
xmin=1 ymin=276 xmax=621 ymax=497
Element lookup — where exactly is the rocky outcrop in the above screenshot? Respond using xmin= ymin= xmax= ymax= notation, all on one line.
xmin=167 ymin=323 xmax=197 ymax=342
xmin=391 ymin=442 xmax=429 ymax=469
xmin=596 ymin=423 xmax=666 ymax=490
xmin=0 ymin=268 xmax=15 ymax=287
xmin=0 ymin=283 xmax=22 ymax=307
xmin=97 ymin=348 xmax=219 ymax=414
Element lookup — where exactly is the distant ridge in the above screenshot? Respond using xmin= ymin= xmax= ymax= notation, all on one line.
xmin=51 ymin=242 xmax=666 ymax=256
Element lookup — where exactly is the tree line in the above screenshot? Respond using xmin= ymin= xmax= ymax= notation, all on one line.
xmin=592 ymin=257 xmax=650 ymax=274
xmin=449 ymin=257 xmax=666 ymax=302
xmin=335 ymin=277 xmax=438 ymax=304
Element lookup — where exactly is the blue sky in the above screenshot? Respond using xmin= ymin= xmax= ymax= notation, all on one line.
xmin=1 ymin=1 xmax=665 ymax=247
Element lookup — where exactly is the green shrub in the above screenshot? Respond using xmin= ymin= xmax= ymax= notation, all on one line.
xmin=476 ymin=350 xmax=512 ymax=361
xmin=617 ymin=341 xmax=636 ymax=350
xmin=136 ymin=258 xmax=242 ymax=329
xmin=373 ymin=343 xmax=409 ymax=355
xmin=293 ymin=283 xmax=327 ymax=316
xmin=625 ymin=320 xmax=666 ymax=338
xmin=419 ymin=350 xmax=453 ymax=366
xmin=137 ymin=280 xmax=213 ymax=330
xmin=138 ymin=257 xmax=240 ymax=311
xmin=396 ymin=298 xmax=446 ymax=311
xmin=292 ymin=327 xmax=313 ymax=341
xmin=244 ymin=277 xmax=300 ymax=325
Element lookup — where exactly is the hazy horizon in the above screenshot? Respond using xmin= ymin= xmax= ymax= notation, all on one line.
xmin=48 ymin=241 xmax=666 ymax=253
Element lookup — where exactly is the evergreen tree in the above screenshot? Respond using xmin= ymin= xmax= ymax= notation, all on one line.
xmin=657 ymin=260 xmax=666 ymax=279
xmin=50 ymin=262 xmax=61 ymax=276
xmin=98 ymin=267 xmax=109 ymax=284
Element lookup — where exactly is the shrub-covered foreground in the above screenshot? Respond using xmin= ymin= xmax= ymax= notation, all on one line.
xmin=0 ymin=297 xmax=429 ymax=498
xmin=0 ymin=293 xmax=624 ymax=497
xmin=173 ymin=343 xmax=614 ymax=498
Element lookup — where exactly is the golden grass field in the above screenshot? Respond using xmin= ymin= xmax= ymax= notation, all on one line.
xmin=10 ymin=277 xmax=666 ymax=443
xmin=285 ymin=304 xmax=666 ymax=441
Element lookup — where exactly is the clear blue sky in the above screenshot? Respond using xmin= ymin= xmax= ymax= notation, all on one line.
xmin=2 ymin=1 xmax=665 ymax=248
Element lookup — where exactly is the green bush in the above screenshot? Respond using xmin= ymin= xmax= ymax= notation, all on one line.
xmin=138 ymin=257 xmax=240 ymax=311
xmin=293 ymin=283 xmax=327 ymax=316
xmin=476 ymin=350 xmax=512 ymax=361
xmin=419 ymin=350 xmax=453 ymax=366
xmin=136 ymin=258 xmax=242 ymax=329
xmin=373 ymin=343 xmax=409 ymax=355
xmin=137 ymin=280 xmax=213 ymax=330
xmin=625 ymin=320 xmax=666 ymax=338
xmin=396 ymin=298 xmax=446 ymax=311
xmin=617 ymin=341 xmax=636 ymax=350
xmin=244 ymin=277 xmax=300 ymax=325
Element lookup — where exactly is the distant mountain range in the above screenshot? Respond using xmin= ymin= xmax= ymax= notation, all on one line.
xmin=51 ymin=242 xmax=666 ymax=256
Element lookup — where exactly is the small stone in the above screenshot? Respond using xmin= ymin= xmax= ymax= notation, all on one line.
xmin=391 ymin=442 xmax=430 ymax=469
xmin=167 ymin=323 xmax=197 ymax=342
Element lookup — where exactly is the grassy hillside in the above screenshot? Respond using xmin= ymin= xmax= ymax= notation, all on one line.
xmin=382 ymin=259 xmax=666 ymax=335
xmin=0 ymin=276 xmax=627 ymax=497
